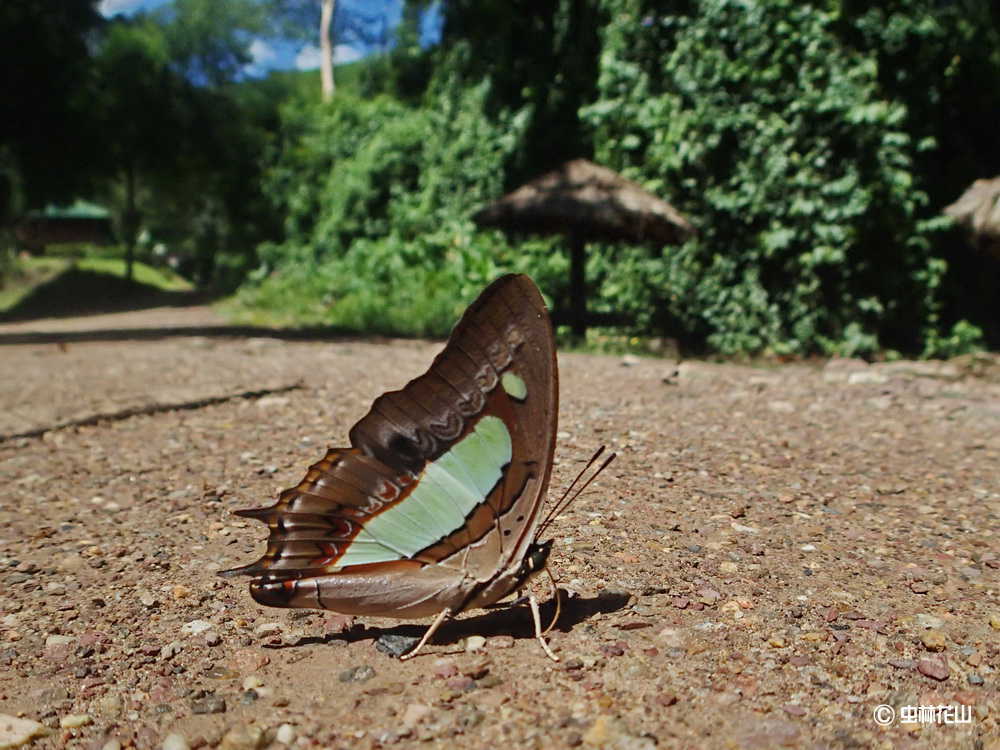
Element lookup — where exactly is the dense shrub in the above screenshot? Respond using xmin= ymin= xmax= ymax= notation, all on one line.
xmin=583 ymin=0 xmax=962 ymax=356
xmin=237 ymin=82 xmax=540 ymax=336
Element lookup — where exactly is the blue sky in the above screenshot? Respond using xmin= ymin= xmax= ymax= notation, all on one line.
xmin=98 ymin=0 xmax=441 ymax=76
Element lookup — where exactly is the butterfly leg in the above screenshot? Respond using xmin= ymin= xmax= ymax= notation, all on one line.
xmin=541 ymin=568 xmax=561 ymax=636
xmin=400 ymin=607 xmax=452 ymax=661
xmin=529 ymin=591 xmax=559 ymax=662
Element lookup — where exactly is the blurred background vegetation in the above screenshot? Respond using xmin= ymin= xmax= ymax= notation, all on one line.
xmin=2 ymin=0 xmax=998 ymax=357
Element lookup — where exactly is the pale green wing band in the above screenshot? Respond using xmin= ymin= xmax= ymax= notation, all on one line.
xmin=336 ymin=416 xmax=512 ymax=566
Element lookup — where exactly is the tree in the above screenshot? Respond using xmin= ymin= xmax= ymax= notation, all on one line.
xmin=152 ymin=0 xmax=267 ymax=86
xmin=0 ymin=0 xmax=102 ymax=227
xmin=320 ymin=0 xmax=336 ymax=100
xmin=92 ymin=18 xmax=194 ymax=280
xmin=434 ymin=0 xmax=605 ymax=185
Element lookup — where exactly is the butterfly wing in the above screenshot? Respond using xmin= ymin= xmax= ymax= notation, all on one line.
xmin=220 ymin=274 xmax=558 ymax=617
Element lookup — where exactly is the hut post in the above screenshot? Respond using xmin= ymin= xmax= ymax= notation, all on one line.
xmin=570 ymin=230 xmax=587 ymax=340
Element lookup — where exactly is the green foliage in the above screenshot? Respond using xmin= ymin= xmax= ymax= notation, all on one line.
xmin=435 ymin=0 xmax=605 ymax=182
xmin=151 ymin=0 xmax=265 ymax=86
xmin=922 ymin=320 xmax=986 ymax=359
xmin=582 ymin=0 xmax=951 ymax=355
xmin=237 ymin=82 xmax=534 ymax=335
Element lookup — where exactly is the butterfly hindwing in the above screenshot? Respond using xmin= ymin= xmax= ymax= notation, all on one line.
xmin=221 ymin=274 xmax=558 ymax=617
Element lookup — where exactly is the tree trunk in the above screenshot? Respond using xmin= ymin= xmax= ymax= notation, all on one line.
xmin=320 ymin=0 xmax=335 ymax=102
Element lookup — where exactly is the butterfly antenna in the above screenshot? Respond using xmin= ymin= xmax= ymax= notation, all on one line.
xmin=537 ymin=446 xmax=604 ymax=531
xmin=537 ymin=447 xmax=616 ymax=538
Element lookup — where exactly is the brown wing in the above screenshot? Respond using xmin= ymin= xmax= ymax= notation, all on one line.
xmin=220 ymin=274 xmax=558 ymax=616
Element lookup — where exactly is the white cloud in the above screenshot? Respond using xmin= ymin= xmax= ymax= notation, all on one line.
xmin=249 ymin=39 xmax=278 ymax=68
xmin=295 ymin=45 xmax=322 ymax=71
xmin=294 ymin=43 xmax=363 ymax=71
xmin=334 ymin=44 xmax=363 ymax=65
xmin=98 ymin=0 xmax=145 ymax=15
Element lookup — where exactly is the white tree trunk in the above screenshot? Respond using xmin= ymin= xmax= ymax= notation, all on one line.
xmin=320 ymin=0 xmax=335 ymax=101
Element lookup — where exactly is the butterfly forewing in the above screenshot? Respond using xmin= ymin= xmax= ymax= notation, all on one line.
xmin=221 ymin=274 xmax=558 ymax=617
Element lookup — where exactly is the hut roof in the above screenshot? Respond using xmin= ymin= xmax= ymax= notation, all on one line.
xmin=944 ymin=176 xmax=1000 ymax=240
xmin=473 ymin=159 xmax=694 ymax=246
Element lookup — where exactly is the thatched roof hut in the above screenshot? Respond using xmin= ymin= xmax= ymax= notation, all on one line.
xmin=944 ymin=176 xmax=1000 ymax=259
xmin=473 ymin=159 xmax=693 ymax=337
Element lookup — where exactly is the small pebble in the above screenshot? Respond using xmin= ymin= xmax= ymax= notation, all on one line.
xmin=253 ymin=622 xmax=282 ymax=637
xmin=181 ymin=620 xmax=213 ymax=636
xmin=160 ymin=641 xmax=183 ymax=660
xmin=204 ymin=631 xmax=222 ymax=646
xmin=138 ymin=591 xmax=157 ymax=608
xmin=914 ymin=613 xmax=944 ymax=629
xmin=162 ymin=733 xmax=189 ymax=750
xmin=617 ymin=620 xmax=652 ymax=630
xmin=0 ymin=714 xmax=48 ymax=746
xmin=219 ymin=724 xmax=265 ymax=750
xmin=917 ymin=658 xmax=950 ymax=681
xmin=190 ymin=696 xmax=226 ymax=714
xmin=968 ymin=674 xmax=984 ymax=686
xmin=275 ymin=724 xmax=296 ymax=745
xmin=375 ymin=633 xmax=418 ymax=658
xmin=464 ymin=635 xmax=487 ymax=652
xmin=59 ymin=714 xmax=92 ymax=729
xmin=339 ymin=665 xmax=375 ymax=683
xmin=172 ymin=585 xmax=192 ymax=600
xmin=697 ymin=588 xmax=721 ymax=604
xmin=230 ymin=649 xmax=269 ymax=673
xmin=921 ymin=630 xmax=946 ymax=652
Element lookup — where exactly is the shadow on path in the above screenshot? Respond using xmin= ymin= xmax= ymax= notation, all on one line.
xmin=0 ymin=324 xmax=377 ymax=346
xmin=0 ymin=267 xmax=215 ymax=323
xmin=266 ymin=589 xmax=632 ymax=656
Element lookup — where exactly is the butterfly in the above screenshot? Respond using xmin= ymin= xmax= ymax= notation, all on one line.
xmin=220 ymin=274 xmax=613 ymax=660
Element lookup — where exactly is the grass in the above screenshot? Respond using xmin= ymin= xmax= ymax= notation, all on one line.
xmin=0 ymin=256 xmax=69 ymax=312
xmin=75 ymin=257 xmax=192 ymax=292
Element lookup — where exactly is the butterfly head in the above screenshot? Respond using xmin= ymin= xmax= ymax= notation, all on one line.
xmin=518 ymin=538 xmax=554 ymax=584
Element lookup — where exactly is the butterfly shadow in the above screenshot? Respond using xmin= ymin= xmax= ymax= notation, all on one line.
xmin=276 ymin=589 xmax=632 ymax=656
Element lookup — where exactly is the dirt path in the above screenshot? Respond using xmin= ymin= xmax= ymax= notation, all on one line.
xmin=1 ymin=305 xmax=998 ymax=749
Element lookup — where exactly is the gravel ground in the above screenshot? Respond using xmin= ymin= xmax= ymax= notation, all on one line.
xmin=0 ymin=307 xmax=998 ymax=749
